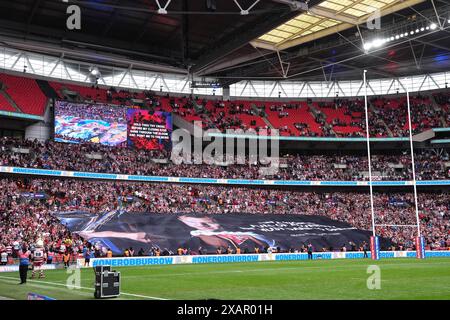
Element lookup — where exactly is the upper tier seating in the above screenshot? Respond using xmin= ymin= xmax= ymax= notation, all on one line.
xmin=0 ymin=73 xmax=47 ymax=115
xmin=265 ymin=101 xmax=323 ymax=136
xmin=2 ymin=72 xmax=449 ymax=136
xmin=316 ymin=101 xmax=365 ymax=136
xmin=200 ymin=99 xmax=268 ymax=131
xmin=50 ymin=81 xmax=107 ymax=103
xmin=0 ymin=92 xmax=16 ymax=112
xmin=433 ymin=92 xmax=450 ymax=126
xmin=370 ymin=95 xmax=443 ymax=135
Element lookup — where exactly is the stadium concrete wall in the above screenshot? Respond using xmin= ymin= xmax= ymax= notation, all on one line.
xmin=25 ymin=122 xmax=51 ymax=141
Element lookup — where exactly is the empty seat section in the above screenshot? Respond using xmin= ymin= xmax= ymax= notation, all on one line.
xmin=0 ymin=73 xmax=47 ymax=115
xmin=0 ymin=93 xmax=16 ymax=112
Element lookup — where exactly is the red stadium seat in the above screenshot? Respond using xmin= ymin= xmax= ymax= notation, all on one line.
xmin=0 ymin=73 xmax=47 ymax=116
xmin=0 ymin=92 xmax=17 ymax=112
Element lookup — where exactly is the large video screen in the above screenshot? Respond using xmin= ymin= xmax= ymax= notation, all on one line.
xmin=54 ymin=101 xmax=127 ymax=147
xmin=54 ymin=101 xmax=172 ymax=151
xmin=127 ymin=109 xmax=172 ymax=151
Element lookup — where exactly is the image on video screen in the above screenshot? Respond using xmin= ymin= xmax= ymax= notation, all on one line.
xmin=127 ymin=109 xmax=172 ymax=151
xmin=54 ymin=101 xmax=127 ymax=147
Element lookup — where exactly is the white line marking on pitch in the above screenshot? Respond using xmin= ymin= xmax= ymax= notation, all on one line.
xmin=0 ymin=277 xmax=92 ymax=298
xmin=119 ymin=260 xmax=450 ymax=279
xmin=0 ymin=275 xmax=167 ymax=300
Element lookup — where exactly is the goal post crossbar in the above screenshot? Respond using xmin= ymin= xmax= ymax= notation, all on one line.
xmin=374 ymin=224 xmax=419 ymax=228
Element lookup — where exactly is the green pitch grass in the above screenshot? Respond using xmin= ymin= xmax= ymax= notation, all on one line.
xmin=0 ymin=258 xmax=449 ymax=300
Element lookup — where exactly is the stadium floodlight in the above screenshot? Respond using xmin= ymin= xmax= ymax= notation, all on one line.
xmin=363 ymin=21 xmax=438 ymax=51
xmin=363 ymin=42 xmax=372 ymax=51
xmin=372 ymin=38 xmax=384 ymax=48
xmin=90 ymin=67 xmax=99 ymax=76
xmin=363 ymin=37 xmax=392 ymax=51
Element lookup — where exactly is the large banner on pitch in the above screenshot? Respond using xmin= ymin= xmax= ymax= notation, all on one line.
xmin=56 ymin=212 xmax=385 ymax=255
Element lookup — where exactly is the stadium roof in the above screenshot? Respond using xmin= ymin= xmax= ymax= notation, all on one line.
xmin=0 ymin=0 xmax=449 ymax=84
xmin=252 ymin=0 xmax=424 ymax=51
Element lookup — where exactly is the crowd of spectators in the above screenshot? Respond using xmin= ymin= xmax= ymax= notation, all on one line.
xmin=370 ymin=95 xmax=445 ymax=137
xmin=55 ymin=101 xmax=126 ymax=123
xmin=202 ymin=100 xmax=267 ymax=132
xmin=0 ymin=178 xmax=448 ymax=254
xmin=59 ymin=81 xmax=448 ymax=138
xmin=243 ymin=95 xmax=445 ymax=137
xmin=3 ymin=78 xmax=450 ymax=264
xmin=434 ymin=92 xmax=450 ymax=124
xmin=226 ymin=95 xmax=445 ymax=138
xmin=0 ymin=178 xmax=85 ymax=265
xmin=0 ymin=136 xmax=449 ymax=181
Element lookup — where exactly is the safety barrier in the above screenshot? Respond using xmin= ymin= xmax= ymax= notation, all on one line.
xmin=1 ymin=166 xmax=450 ymax=187
xmin=77 ymin=250 xmax=450 ymax=268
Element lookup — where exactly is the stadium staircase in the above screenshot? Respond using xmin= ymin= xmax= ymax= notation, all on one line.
xmin=193 ymin=101 xmax=215 ymax=128
xmin=264 ymin=101 xmax=323 ymax=136
xmin=200 ymin=113 xmax=216 ymax=129
xmin=261 ymin=114 xmax=275 ymax=129
xmin=308 ymin=102 xmax=336 ymax=136
xmin=0 ymin=89 xmax=22 ymax=113
xmin=227 ymin=100 xmax=266 ymax=131
xmin=430 ymin=93 xmax=448 ymax=127
xmin=369 ymin=102 xmax=393 ymax=137
xmin=36 ymin=79 xmax=59 ymax=99
xmin=249 ymin=102 xmax=274 ymax=130
xmin=169 ymin=98 xmax=208 ymax=129
xmin=49 ymin=81 xmax=107 ymax=103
